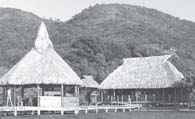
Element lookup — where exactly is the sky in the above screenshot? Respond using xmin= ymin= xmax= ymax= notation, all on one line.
xmin=0 ymin=0 xmax=195 ymax=22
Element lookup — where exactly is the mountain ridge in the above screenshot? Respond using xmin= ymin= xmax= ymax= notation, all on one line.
xmin=0 ymin=4 xmax=195 ymax=82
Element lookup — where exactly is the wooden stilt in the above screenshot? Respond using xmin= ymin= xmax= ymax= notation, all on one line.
xmin=14 ymin=108 xmax=17 ymax=116
xmin=85 ymin=108 xmax=88 ymax=113
xmin=114 ymin=107 xmax=117 ymax=112
xmin=105 ymin=108 xmax=108 ymax=113
xmin=95 ymin=108 xmax=98 ymax=113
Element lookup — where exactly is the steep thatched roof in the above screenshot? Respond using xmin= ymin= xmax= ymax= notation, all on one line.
xmin=0 ymin=22 xmax=82 ymax=85
xmin=82 ymin=75 xmax=99 ymax=88
xmin=100 ymin=55 xmax=185 ymax=89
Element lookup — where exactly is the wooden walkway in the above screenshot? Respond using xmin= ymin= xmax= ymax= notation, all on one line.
xmin=0 ymin=104 xmax=141 ymax=116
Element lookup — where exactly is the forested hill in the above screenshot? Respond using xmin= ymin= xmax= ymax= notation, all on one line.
xmin=0 ymin=4 xmax=195 ymax=82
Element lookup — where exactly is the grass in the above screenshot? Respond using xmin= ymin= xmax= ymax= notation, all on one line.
xmin=1 ymin=111 xmax=195 ymax=119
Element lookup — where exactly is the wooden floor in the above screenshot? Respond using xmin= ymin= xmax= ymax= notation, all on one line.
xmin=0 ymin=104 xmax=141 ymax=116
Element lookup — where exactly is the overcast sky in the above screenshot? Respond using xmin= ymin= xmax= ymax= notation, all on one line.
xmin=0 ymin=0 xmax=195 ymax=22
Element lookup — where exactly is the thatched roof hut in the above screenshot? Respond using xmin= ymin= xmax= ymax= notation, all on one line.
xmin=0 ymin=22 xmax=82 ymax=85
xmin=82 ymin=75 xmax=99 ymax=88
xmin=100 ymin=55 xmax=185 ymax=89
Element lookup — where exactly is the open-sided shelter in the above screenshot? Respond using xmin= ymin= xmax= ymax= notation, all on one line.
xmin=100 ymin=55 xmax=188 ymax=105
xmin=80 ymin=75 xmax=100 ymax=105
xmin=0 ymin=22 xmax=83 ymax=114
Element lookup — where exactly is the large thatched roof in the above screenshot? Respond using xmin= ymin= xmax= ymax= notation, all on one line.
xmin=100 ymin=55 xmax=185 ymax=89
xmin=0 ymin=22 xmax=82 ymax=85
xmin=82 ymin=75 xmax=99 ymax=88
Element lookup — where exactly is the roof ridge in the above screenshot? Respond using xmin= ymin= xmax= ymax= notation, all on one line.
xmin=35 ymin=22 xmax=54 ymax=53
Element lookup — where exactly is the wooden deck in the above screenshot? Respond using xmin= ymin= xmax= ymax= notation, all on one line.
xmin=0 ymin=104 xmax=141 ymax=116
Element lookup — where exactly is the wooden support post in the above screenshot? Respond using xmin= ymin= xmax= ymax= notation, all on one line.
xmin=95 ymin=107 xmax=98 ymax=113
xmin=37 ymin=84 xmax=40 ymax=115
xmin=14 ymin=108 xmax=17 ymax=116
xmin=61 ymin=84 xmax=64 ymax=115
xmin=111 ymin=95 xmax=113 ymax=104
xmin=13 ymin=85 xmax=17 ymax=116
xmin=4 ymin=86 xmax=7 ymax=106
xmin=114 ymin=107 xmax=117 ymax=112
xmin=122 ymin=95 xmax=124 ymax=102
xmin=2 ymin=86 xmax=5 ymax=106
xmin=113 ymin=89 xmax=116 ymax=102
xmin=13 ymin=85 xmax=16 ymax=107
xmin=41 ymin=85 xmax=44 ymax=96
xmin=128 ymin=95 xmax=131 ymax=105
xmin=144 ymin=90 xmax=147 ymax=102
xmin=123 ymin=108 xmax=125 ymax=112
xmin=101 ymin=90 xmax=103 ymax=103
xmin=117 ymin=95 xmax=119 ymax=102
xmin=74 ymin=85 xmax=79 ymax=115
xmin=105 ymin=108 xmax=108 ymax=113
xmin=174 ymin=88 xmax=177 ymax=103
xmin=162 ymin=88 xmax=165 ymax=102
xmin=154 ymin=94 xmax=156 ymax=102
xmin=21 ymin=86 xmax=24 ymax=106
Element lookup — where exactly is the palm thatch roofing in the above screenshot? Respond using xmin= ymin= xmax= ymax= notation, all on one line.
xmin=0 ymin=22 xmax=82 ymax=85
xmin=82 ymin=75 xmax=99 ymax=88
xmin=100 ymin=55 xmax=185 ymax=89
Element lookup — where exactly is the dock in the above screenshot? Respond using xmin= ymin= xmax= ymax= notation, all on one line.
xmin=0 ymin=104 xmax=141 ymax=116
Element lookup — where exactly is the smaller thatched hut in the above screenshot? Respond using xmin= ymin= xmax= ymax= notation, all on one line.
xmin=80 ymin=75 xmax=100 ymax=105
xmin=100 ymin=55 xmax=187 ymax=105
